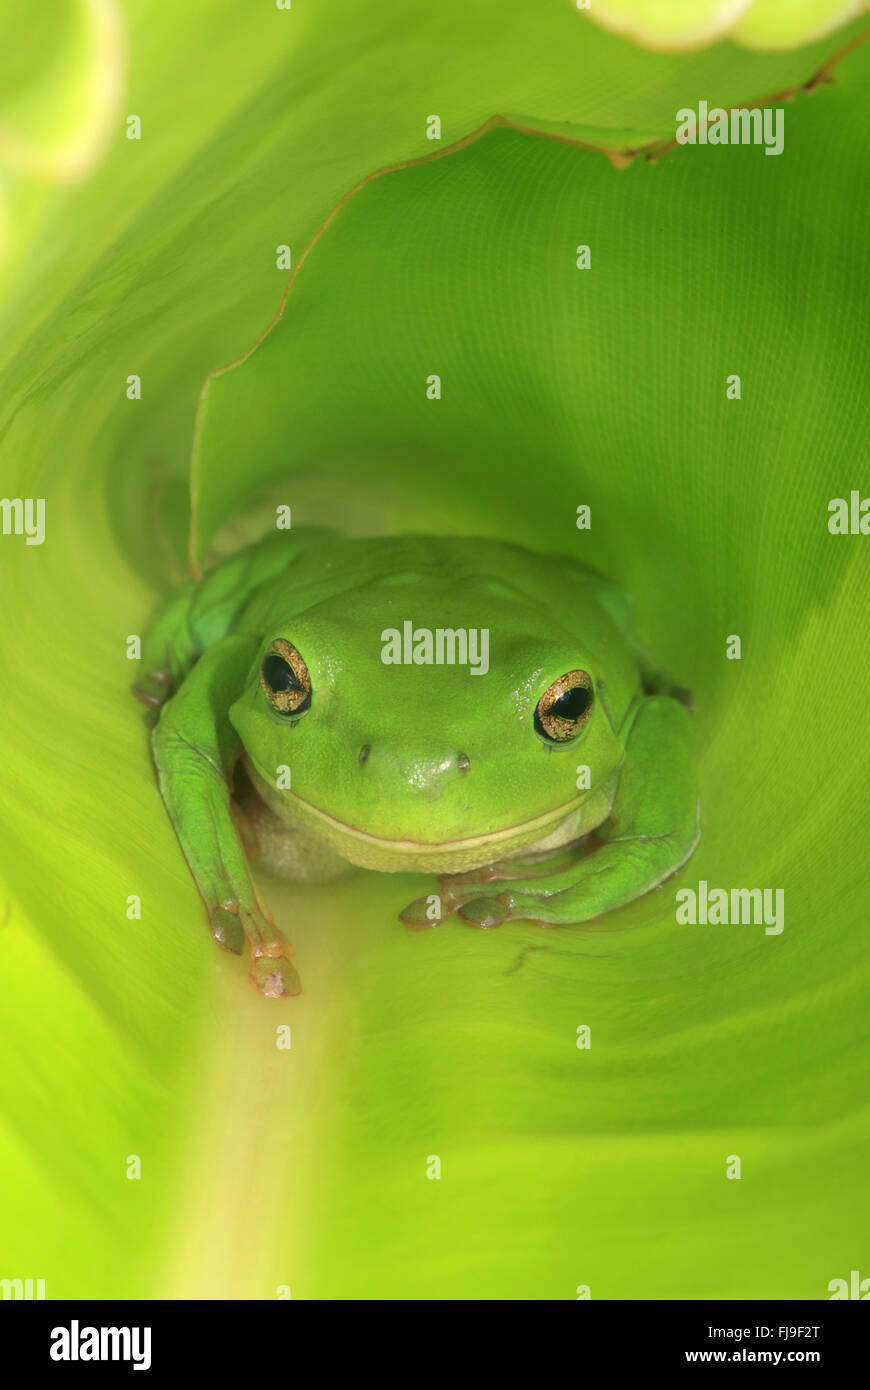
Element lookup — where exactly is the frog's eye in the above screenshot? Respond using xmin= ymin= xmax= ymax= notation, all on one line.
xmin=260 ymin=639 xmax=312 ymax=716
xmin=535 ymin=670 xmax=594 ymax=743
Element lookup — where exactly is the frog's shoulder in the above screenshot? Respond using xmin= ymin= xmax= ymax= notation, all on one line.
xmin=136 ymin=526 xmax=347 ymax=703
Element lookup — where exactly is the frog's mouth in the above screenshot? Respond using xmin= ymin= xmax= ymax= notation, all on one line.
xmin=243 ymin=757 xmax=613 ymax=874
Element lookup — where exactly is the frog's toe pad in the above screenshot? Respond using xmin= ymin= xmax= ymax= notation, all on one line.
xmin=131 ymin=671 xmax=173 ymax=711
xmin=250 ymin=954 xmax=302 ymax=998
xmin=458 ymin=896 xmax=510 ymax=930
xmin=209 ymin=907 xmax=245 ymax=955
xmin=399 ymin=896 xmax=448 ymax=930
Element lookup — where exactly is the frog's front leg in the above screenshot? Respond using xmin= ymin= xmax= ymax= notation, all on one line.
xmin=410 ymin=696 xmax=699 ymax=930
xmin=151 ymin=635 xmax=301 ymax=997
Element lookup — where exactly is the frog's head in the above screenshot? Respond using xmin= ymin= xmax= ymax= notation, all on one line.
xmin=229 ymin=571 xmax=634 ymax=873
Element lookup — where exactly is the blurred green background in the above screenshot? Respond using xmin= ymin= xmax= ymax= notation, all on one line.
xmin=0 ymin=0 xmax=868 ymax=1299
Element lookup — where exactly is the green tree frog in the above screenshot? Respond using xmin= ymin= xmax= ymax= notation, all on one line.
xmin=134 ymin=528 xmax=699 ymax=996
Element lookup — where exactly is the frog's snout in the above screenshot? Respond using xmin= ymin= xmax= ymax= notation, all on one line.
xmin=357 ymin=743 xmax=471 ymax=799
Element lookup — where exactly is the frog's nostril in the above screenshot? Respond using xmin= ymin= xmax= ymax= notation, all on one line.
xmin=358 ymin=744 xmax=371 ymax=766
xmin=457 ymin=753 xmax=470 ymax=774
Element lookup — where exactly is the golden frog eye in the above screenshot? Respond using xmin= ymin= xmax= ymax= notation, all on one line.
xmin=534 ymin=669 xmax=594 ymax=743
xmin=260 ymin=639 xmax=312 ymax=715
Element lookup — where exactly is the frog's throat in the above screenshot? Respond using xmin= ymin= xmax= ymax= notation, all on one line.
xmin=244 ymin=757 xmax=613 ymax=874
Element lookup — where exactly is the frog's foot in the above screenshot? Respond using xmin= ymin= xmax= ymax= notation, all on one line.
xmin=208 ymin=903 xmax=301 ymax=997
xmin=399 ymin=873 xmax=514 ymax=930
xmin=398 ymin=844 xmax=590 ymax=928
xmin=399 ymin=888 xmax=516 ymax=931
xmin=399 ymin=855 xmax=523 ymax=927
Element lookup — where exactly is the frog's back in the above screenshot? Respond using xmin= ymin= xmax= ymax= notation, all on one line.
xmin=238 ymin=529 xmax=634 ymax=643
